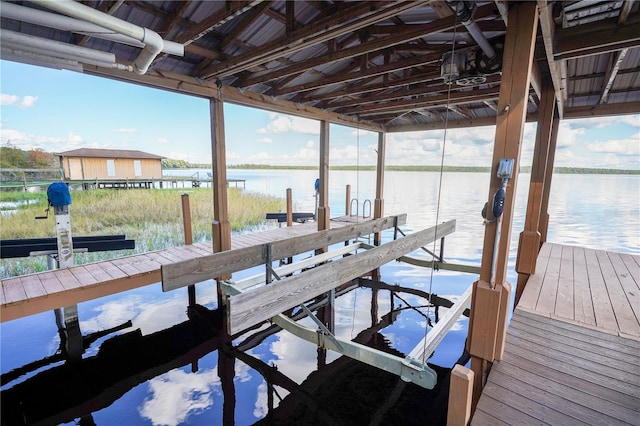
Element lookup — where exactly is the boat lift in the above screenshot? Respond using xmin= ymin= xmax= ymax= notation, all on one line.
xmin=162 ymin=215 xmax=473 ymax=390
xmin=1 ymin=182 xmax=135 ymax=360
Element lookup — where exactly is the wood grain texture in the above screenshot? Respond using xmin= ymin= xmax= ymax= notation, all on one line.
xmin=0 ymin=214 xmax=407 ymax=322
xmin=228 ymin=220 xmax=455 ymax=334
xmin=162 ymin=214 xmax=408 ymax=291
xmin=472 ymin=309 xmax=640 ymax=425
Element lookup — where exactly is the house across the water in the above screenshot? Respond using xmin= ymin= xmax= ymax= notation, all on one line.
xmin=57 ymin=148 xmax=164 ymax=189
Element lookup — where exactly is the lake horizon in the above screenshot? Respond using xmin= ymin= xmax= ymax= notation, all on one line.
xmin=1 ymin=169 xmax=638 ymax=425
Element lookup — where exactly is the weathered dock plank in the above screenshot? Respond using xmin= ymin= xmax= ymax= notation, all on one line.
xmin=584 ymin=247 xmax=619 ymax=333
xmin=20 ymin=275 xmax=47 ymax=299
xmin=535 ymin=242 xmax=561 ymax=315
xmin=227 ymin=220 xmax=455 ymax=334
xmin=596 ymin=249 xmax=640 ymax=336
xmin=608 ymin=251 xmax=640 ymax=325
xmin=2 ymin=279 xmax=27 ymax=304
xmin=554 ymin=244 xmax=574 ymax=320
xmin=474 ymin=244 xmax=640 ymax=425
xmin=162 ymin=214 xmax=407 ymax=291
xmin=38 ymin=270 xmax=66 ymax=294
xmin=55 ymin=268 xmax=83 ymax=290
xmin=572 ymin=246 xmax=596 ymax=326
xmin=0 ymin=215 xmax=407 ymax=322
xmin=473 ymin=310 xmax=640 ymax=425
xmin=69 ymin=266 xmax=99 ymax=288
xmin=516 ymin=242 xmax=551 ymax=311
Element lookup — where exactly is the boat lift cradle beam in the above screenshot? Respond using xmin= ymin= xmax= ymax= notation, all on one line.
xmin=217 ymin=220 xmax=470 ymax=390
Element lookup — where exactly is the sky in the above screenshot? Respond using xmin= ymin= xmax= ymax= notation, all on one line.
xmin=1 ymin=60 xmax=639 ymax=170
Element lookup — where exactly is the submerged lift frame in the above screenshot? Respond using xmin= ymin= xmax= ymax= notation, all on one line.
xmin=220 ymin=239 xmax=473 ymax=390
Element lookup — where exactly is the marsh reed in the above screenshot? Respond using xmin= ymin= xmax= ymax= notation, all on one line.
xmin=0 ymin=188 xmax=285 ymax=278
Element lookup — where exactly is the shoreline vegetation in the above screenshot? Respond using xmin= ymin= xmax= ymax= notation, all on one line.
xmin=184 ymin=163 xmax=639 ymax=174
xmin=0 ymin=188 xmax=285 ymax=278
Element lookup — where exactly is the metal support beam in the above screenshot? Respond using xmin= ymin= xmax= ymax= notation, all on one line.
xmin=227 ymin=220 xmax=456 ymax=334
xmin=218 ymin=243 xmax=479 ymax=390
xmin=272 ymin=312 xmax=438 ymax=389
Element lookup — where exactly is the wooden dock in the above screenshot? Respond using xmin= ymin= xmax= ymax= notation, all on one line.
xmin=472 ymin=243 xmax=640 ymax=425
xmin=0 ymin=215 xmax=392 ymax=323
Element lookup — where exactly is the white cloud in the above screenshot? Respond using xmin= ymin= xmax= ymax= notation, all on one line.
xmin=253 ymin=381 xmax=269 ymax=419
xmin=139 ymin=368 xmax=220 ymax=426
xmin=587 ymin=133 xmax=640 ymax=156
xmin=286 ymin=145 xmax=317 ymax=164
xmin=0 ymin=94 xmax=19 ymax=105
xmin=226 ymin=151 xmax=242 ymax=162
xmin=330 ymin=144 xmax=359 ymax=163
xmin=258 ymin=114 xmax=319 ymax=135
xmin=0 ymin=127 xmax=86 ymax=152
xmin=156 ymin=137 xmax=169 ymax=144
xmin=0 ymin=94 xmax=37 ymax=108
xmin=565 ymin=115 xmax=640 ymax=129
xmin=19 ymin=95 xmax=38 ymax=109
xmin=556 ymin=122 xmax=584 ymax=148
xmin=349 ymin=128 xmax=374 ymax=137
xmin=619 ymin=115 xmax=640 ymax=127
xmin=252 ymin=152 xmax=273 ymax=161
xmin=258 ymin=137 xmax=272 ymax=144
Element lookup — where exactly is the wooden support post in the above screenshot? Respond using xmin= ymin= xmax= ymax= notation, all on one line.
xmin=317 ymin=120 xmax=330 ymax=236
xmin=447 ymin=365 xmax=474 ymax=426
xmin=181 ymin=193 xmax=193 ymax=245
xmin=468 ymin=280 xmax=503 ymax=361
xmin=210 ymin=97 xmax=231 ymax=251
xmin=210 ymin=97 xmax=232 ymax=300
xmin=539 ymin=116 xmax=560 ymax=244
xmin=470 ymin=356 xmax=488 ymax=413
xmin=515 ymin=83 xmax=556 ymax=305
xmin=374 ymin=131 xmax=386 ymax=246
xmin=467 ymin=0 xmax=538 ymax=406
xmin=286 ymin=188 xmax=293 ymax=227
xmin=181 ymin=193 xmax=196 ymax=305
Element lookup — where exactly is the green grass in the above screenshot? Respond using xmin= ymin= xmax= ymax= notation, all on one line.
xmin=0 ymin=188 xmax=285 ymax=278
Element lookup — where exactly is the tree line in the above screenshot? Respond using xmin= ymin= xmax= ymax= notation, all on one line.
xmin=0 ymin=145 xmax=57 ymax=169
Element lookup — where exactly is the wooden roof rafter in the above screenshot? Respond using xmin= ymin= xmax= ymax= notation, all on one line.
xmin=328 ymin=74 xmax=502 ymax=110
xmin=344 ymin=86 xmax=506 ymax=117
xmin=191 ymin=1 xmax=274 ymax=77
xmin=537 ymin=0 xmax=567 ymax=117
xmin=598 ymin=1 xmax=635 ymax=105
xmin=198 ymin=1 xmax=430 ymax=81
xmin=3 ymin=0 xmax=639 ymax=132
xmin=309 ymin=69 xmax=443 ymax=104
xmin=554 ymin=14 xmax=640 ymax=60
xmin=238 ymin=3 xmax=498 ymax=89
xmin=272 ymin=51 xmax=446 ymax=97
xmin=174 ymin=1 xmax=261 ymax=46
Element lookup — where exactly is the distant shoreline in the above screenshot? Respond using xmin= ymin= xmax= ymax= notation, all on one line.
xmin=170 ymin=164 xmax=640 ymax=175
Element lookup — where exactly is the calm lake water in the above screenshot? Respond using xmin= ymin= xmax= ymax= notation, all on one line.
xmin=1 ymin=170 xmax=638 ymax=425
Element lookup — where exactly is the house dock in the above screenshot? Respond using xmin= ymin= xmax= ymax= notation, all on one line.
xmin=472 ymin=243 xmax=640 ymax=425
xmin=0 ymin=214 xmax=410 ymax=323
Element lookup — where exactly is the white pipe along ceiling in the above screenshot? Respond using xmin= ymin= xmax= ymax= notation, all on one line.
xmin=0 ymin=0 xmax=184 ymax=74
xmin=1 ymin=2 xmax=184 ymax=57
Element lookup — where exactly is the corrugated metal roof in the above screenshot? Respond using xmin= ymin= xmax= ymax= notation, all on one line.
xmin=0 ymin=0 xmax=638 ymax=130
